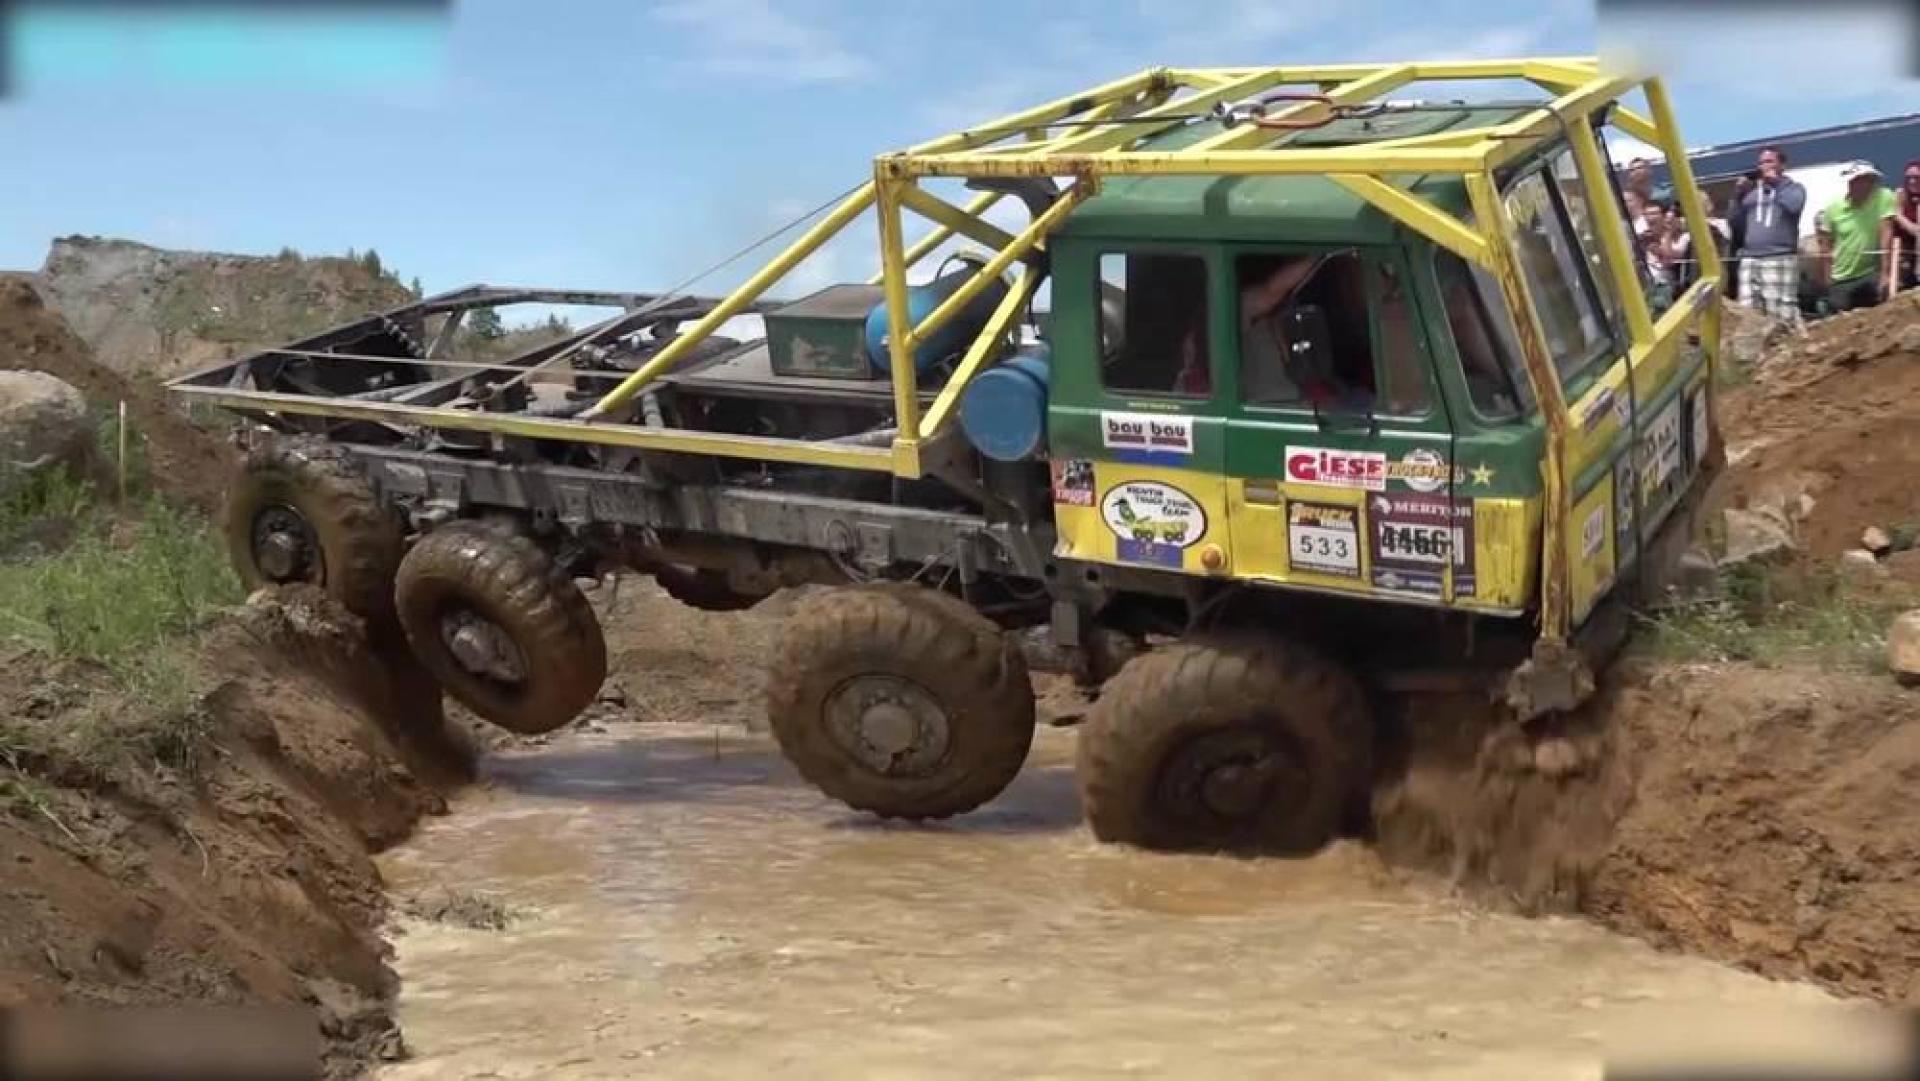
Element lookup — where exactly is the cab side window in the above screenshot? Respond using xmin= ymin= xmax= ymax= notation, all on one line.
xmin=1504 ymin=170 xmax=1613 ymax=388
xmin=1370 ymin=260 xmax=1432 ymax=417
xmin=1435 ymin=251 xmax=1531 ymax=420
xmin=1097 ymin=251 xmax=1210 ymax=397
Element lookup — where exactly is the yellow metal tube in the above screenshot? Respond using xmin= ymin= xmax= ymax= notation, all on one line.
xmin=903 ymin=68 xmax=1168 ymax=156
xmin=588 ymin=183 xmax=877 ymax=419
xmin=174 ymin=386 xmax=897 ymax=470
xmin=903 ymin=181 xmax=1092 ymax=356
xmin=1609 ymin=107 xmax=1660 ymax=145
xmin=1328 ymin=174 xmax=1489 ymax=267
xmin=1485 ymin=74 xmax=1642 ymax=168
xmin=1465 ymin=170 xmax=1575 ymax=642
xmin=869 ymin=190 xmax=1003 ymax=284
xmin=1183 ymin=65 xmax=1416 ymax=155
xmin=896 ymin=185 xmax=1022 ymax=253
xmin=1566 ymin=113 xmax=1655 ymax=345
xmin=891 ymin=145 xmax=1490 ymax=179
xmin=1643 ymin=78 xmax=1721 ymax=289
xmin=875 ymin=178 xmax=922 ymax=469
xmin=1026 ymin=66 xmax=1298 ymax=158
xmin=916 ymin=266 xmax=1039 ymax=441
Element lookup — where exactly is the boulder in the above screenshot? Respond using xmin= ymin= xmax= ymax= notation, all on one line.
xmin=1838 ymin=549 xmax=1888 ymax=587
xmin=1720 ymin=302 xmax=1793 ymax=369
xmin=1890 ymin=611 xmax=1920 ymax=687
xmin=1863 ymin=526 xmax=1893 ymax=556
xmin=0 ymin=370 xmax=92 ymax=494
xmin=1720 ymin=507 xmax=1796 ymax=567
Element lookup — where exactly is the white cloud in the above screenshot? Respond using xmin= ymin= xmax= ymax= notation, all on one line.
xmin=1599 ymin=6 xmax=1916 ymax=102
xmin=648 ymin=0 xmax=875 ymax=85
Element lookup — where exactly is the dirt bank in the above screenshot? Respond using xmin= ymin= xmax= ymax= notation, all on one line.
xmin=0 ymin=589 xmax=471 ymax=1078
xmin=0 ymin=278 xmax=233 ymax=512
xmin=1719 ymin=289 xmax=1920 ymax=557
xmin=1375 ymin=658 xmax=1920 ymax=1003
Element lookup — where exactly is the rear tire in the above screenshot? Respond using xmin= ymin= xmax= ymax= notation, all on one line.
xmin=395 ymin=522 xmax=607 ymax=735
xmin=224 ymin=437 xmax=401 ymax=621
xmin=1076 ymin=637 xmax=1370 ymax=855
xmin=766 ymin=583 xmax=1035 ymax=819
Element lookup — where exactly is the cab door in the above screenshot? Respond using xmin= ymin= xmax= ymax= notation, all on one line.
xmin=1043 ymin=241 xmax=1233 ymax=577
xmin=1218 ymin=246 xmax=1463 ymax=600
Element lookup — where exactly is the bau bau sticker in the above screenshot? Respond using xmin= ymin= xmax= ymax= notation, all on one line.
xmin=1102 ymin=481 xmax=1206 ymax=568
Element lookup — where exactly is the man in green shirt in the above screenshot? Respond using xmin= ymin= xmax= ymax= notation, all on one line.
xmin=1816 ymin=161 xmax=1899 ymax=313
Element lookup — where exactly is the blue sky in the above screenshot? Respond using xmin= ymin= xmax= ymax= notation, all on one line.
xmin=1 ymin=0 xmax=1914 ymax=300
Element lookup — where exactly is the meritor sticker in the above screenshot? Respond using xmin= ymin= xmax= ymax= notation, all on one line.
xmin=1368 ymin=492 xmax=1476 ymax=598
xmin=1050 ymin=459 xmax=1094 ymax=507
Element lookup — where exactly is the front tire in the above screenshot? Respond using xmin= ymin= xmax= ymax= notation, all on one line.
xmin=224 ymin=436 xmax=401 ymax=621
xmin=766 ymin=584 xmax=1035 ymax=819
xmin=1076 ymin=638 xmax=1370 ymax=855
xmin=395 ymin=522 xmax=607 ymax=735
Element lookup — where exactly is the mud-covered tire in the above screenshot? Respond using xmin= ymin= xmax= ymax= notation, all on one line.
xmin=1076 ymin=638 xmax=1370 ymax=855
xmin=224 ymin=436 xmax=402 ymax=621
xmin=766 ymin=583 xmax=1035 ymax=819
xmin=394 ymin=522 xmax=607 ymax=735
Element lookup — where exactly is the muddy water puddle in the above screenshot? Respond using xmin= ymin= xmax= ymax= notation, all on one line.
xmin=380 ymin=723 xmax=1830 ymax=1080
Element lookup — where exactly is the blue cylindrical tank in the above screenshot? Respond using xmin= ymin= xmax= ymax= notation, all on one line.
xmin=864 ymin=255 xmax=1012 ymax=379
xmin=960 ymin=344 xmax=1051 ymax=462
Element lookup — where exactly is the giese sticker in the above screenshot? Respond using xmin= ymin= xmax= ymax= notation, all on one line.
xmin=1285 ymin=446 xmax=1387 ymax=491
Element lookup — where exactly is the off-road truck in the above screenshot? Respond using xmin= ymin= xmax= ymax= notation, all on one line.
xmin=170 ymin=57 xmax=1724 ymax=854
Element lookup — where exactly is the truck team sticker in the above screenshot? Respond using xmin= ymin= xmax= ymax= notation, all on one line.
xmin=1287 ymin=502 xmax=1360 ymax=578
xmin=1049 ymin=459 xmax=1094 ymax=506
xmin=1368 ymin=493 xmax=1476 ymax=597
xmin=1641 ymin=399 xmax=1683 ymax=494
xmin=1102 ymin=481 xmax=1205 ymax=568
xmin=1102 ymin=411 xmax=1193 ymax=464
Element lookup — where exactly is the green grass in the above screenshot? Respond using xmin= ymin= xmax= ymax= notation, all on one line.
xmin=1636 ymin=560 xmax=1904 ymax=670
xmin=0 ymin=491 xmax=240 ymax=777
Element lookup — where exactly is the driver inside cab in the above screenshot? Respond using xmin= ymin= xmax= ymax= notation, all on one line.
xmin=1235 ymin=253 xmax=1376 ymax=412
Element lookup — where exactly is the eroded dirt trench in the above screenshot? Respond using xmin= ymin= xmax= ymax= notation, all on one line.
xmin=376 ymin=589 xmax=1840 ymax=1081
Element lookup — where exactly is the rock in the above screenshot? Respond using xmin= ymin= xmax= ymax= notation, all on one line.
xmin=0 ymin=370 xmax=92 ymax=493
xmin=1720 ymin=508 xmax=1796 ymax=567
xmin=1721 ymin=303 xmax=1793 ymax=369
xmin=1863 ymin=526 xmax=1893 ymax=555
xmin=1892 ymin=611 xmax=1920 ymax=687
xmin=1675 ymin=549 xmax=1721 ymax=598
xmin=1838 ymin=549 xmax=1888 ymax=588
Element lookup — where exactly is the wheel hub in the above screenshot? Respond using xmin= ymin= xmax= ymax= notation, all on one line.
xmin=440 ymin=608 xmax=526 ymax=684
xmin=1158 ymin=726 xmax=1304 ymax=825
xmin=251 ymin=505 xmax=319 ymax=584
xmin=824 ymin=675 xmax=951 ymax=777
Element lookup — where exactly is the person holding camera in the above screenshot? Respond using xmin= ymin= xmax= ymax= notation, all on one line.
xmin=1731 ymin=146 xmax=1806 ymax=323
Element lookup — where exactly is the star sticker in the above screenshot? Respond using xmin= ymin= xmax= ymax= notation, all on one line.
xmin=1470 ymin=463 xmax=1495 ymax=486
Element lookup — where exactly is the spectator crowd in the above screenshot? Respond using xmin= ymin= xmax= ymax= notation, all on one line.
xmin=1616 ymin=146 xmax=1919 ymax=325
